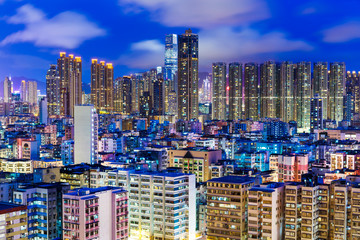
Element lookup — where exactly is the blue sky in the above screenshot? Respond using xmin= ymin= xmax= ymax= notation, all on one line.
xmin=1 ymin=0 xmax=360 ymax=83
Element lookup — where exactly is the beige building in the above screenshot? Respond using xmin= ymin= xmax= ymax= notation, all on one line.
xmin=0 ymin=159 xmax=33 ymax=173
xmin=248 ymin=182 xmax=285 ymax=240
xmin=0 ymin=202 xmax=27 ymax=239
xmin=206 ymin=176 xmax=257 ymax=240
xmin=168 ymin=149 xmax=222 ymax=182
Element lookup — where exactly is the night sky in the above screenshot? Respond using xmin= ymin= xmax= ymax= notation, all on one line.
xmin=1 ymin=0 xmax=360 ymax=84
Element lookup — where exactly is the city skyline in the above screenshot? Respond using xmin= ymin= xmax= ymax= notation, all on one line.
xmin=1 ymin=0 xmax=360 ymax=82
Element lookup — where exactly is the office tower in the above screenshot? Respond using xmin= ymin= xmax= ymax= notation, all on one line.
xmin=74 ymin=105 xmax=98 ymax=164
xmin=127 ymin=172 xmax=196 ymax=240
xmin=46 ymin=64 xmax=60 ymax=116
xmin=57 ymin=52 xmax=82 ymax=117
xmin=114 ymin=77 xmax=131 ymax=114
xmin=329 ymin=62 xmax=345 ymax=122
xmin=139 ymin=91 xmax=152 ymax=117
xmin=39 ymin=96 xmax=48 ymax=124
xmin=168 ymin=149 xmax=222 ymax=182
xmin=207 ymin=176 xmax=257 ymax=240
xmin=3 ymin=76 xmax=12 ymax=103
xmin=20 ymin=80 xmax=26 ymax=101
xmin=212 ymin=62 xmax=227 ymax=120
xmin=295 ymin=62 xmax=311 ymax=132
xmin=152 ymin=78 xmax=164 ymax=115
xmin=0 ymin=202 xmax=27 ymax=239
xmin=27 ymin=81 xmax=38 ymax=105
xmin=13 ymin=182 xmax=71 ymax=240
xmin=229 ymin=62 xmax=243 ymax=120
xmin=63 ymin=187 xmax=128 ymax=240
xmin=164 ymin=34 xmax=178 ymax=92
xmin=90 ymin=59 xmax=114 ymax=113
xmin=177 ymin=29 xmax=199 ymax=120
xmin=313 ymin=62 xmax=329 ymax=118
xmin=244 ymin=63 xmax=259 ymax=120
xmin=260 ymin=61 xmax=280 ymax=118
xmin=346 ymin=71 xmax=360 ymax=117
xmin=310 ymin=95 xmax=323 ymax=132
xmin=280 ymin=61 xmax=296 ymax=122
xmin=248 ymin=183 xmax=285 ymax=239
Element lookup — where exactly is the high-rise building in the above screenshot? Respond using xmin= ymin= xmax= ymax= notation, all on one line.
xmin=164 ymin=34 xmax=178 ymax=92
xmin=344 ymin=92 xmax=354 ymax=122
xmin=280 ymin=61 xmax=296 ymax=123
xmin=90 ymin=59 xmax=114 ymax=113
xmin=0 ymin=202 xmax=28 ymax=239
xmin=3 ymin=76 xmax=12 ymax=103
xmin=310 ymin=95 xmax=323 ymax=132
xmin=57 ymin=52 xmax=82 ymax=117
xmin=20 ymin=80 xmax=26 ymax=101
xmin=114 ymin=77 xmax=131 ymax=114
xmin=39 ymin=96 xmax=48 ymax=124
xmin=313 ymin=62 xmax=329 ymax=118
xmin=207 ymin=176 xmax=257 ymax=240
xmin=329 ymin=62 xmax=345 ymax=123
xmin=127 ymin=171 xmax=196 ymax=240
xmin=346 ymin=71 xmax=360 ymax=116
xmin=13 ymin=182 xmax=71 ymax=240
xmin=27 ymin=81 xmax=38 ymax=105
xmin=295 ymin=62 xmax=311 ymax=132
xmin=177 ymin=29 xmax=199 ymax=121
xmin=229 ymin=62 xmax=243 ymax=120
xmin=212 ymin=62 xmax=227 ymax=120
xmin=244 ymin=63 xmax=259 ymax=120
xmin=139 ymin=91 xmax=152 ymax=117
xmin=152 ymin=78 xmax=164 ymax=115
xmin=131 ymin=74 xmax=140 ymax=114
xmin=74 ymin=105 xmax=98 ymax=164
xmin=63 ymin=187 xmax=128 ymax=240
xmin=46 ymin=64 xmax=60 ymax=116
xmin=260 ymin=61 xmax=280 ymax=118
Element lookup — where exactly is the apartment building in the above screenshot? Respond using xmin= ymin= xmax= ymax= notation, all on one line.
xmin=269 ymin=154 xmax=308 ymax=182
xmin=128 ymin=172 xmax=196 ymax=240
xmin=248 ymin=182 xmax=285 ymax=240
xmin=168 ymin=148 xmax=222 ymax=182
xmin=62 ymin=186 xmax=128 ymax=240
xmin=206 ymin=176 xmax=258 ymax=240
xmin=13 ymin=182 xmax=71 ymax=240
xmin=0 ymin=202 xmax=27 ymax=239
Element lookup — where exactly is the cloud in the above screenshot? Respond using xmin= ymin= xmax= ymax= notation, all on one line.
xmin=301 ymin=7 xmax=316 ymax=15
xmin=117 ymin=39 xmax=164 ymax=69
xmin=199 ymin=27 xmax=313 ymax=67
xmin=1 ymin=4 xmax=106 ymax=49
xmin=323 ymin=21 xmax=360 ymax=43
xmin=119 ymin=0 xmax=269 ymax=28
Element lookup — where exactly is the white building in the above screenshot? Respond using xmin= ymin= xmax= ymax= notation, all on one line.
xmin=74 ymin=105 xmax=98 ymax=164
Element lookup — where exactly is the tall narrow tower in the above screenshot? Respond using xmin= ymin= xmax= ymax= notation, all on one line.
xmin=212 ymin=62 xmax=227 ymax=120
xmin=329 ymin=62 xmax=345 ymax=122
xmin=177 ymin=29 xmax=199 ymax=121
xmin=57 ymin=52 xmax=82 ymax=117
xmin=46 ymin=64 xmax=61 ymax=116
xmin=90 ymin=59 xmax=114 ymax=113
xmin=229 ymin=62 xmax=243 ymax=120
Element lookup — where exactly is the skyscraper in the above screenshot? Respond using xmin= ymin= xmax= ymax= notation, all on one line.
xmin=260 ymin=61 xmax=280 ymax=119
xmin=20 ymin=80 xmax=26 ymax=101
xmin=74 ymin=105 xmax=98 ymax=164
xmin=152 ymin=78 xmax=164 ymax=115
xmin=27 ymin=81 xmax=38 ymax=105
xmin=313 ymin=62 xmax=329 ymax=119
xmin=90 ymin=59 xmax=114 ymax=113
xmin=346 ymin=71 xmax=360 ymax=117
xmin=57 ymin=52 xmax=82 ymax=117
xmin=114 ymin=77 xmax=132 ymax=114
xmin=229 ymin=62 xmax=243 ymax=120
xmin=164 ymin=34 xmax=178 ymax=92
xmin=177 ymin=29 xmax=199 ymax=121
xmin=46 ymin=64 xmax=60 ymax=116
xmin=280 ymin=61 xmax=296 ymax=123
xmin=212 ymin=62 xmax=226 ymax=120
xmin=244 ymin=63 xmax=259 ymax=120
xmin=3 ymin=76 xmax=12 ymax=103
xmin=329 ymin=62 xmax=345 ymax=122
xmin=295 ymin=62 xmax=311 ymax=132
xmin=310 ymin=95 xmax=323 ymax=132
